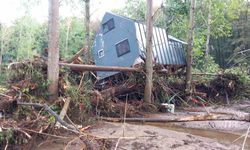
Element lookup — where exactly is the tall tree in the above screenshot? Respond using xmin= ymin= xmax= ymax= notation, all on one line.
xmin=205 ymin=0 xmax=211 ymax=60
xmin=186 ymin=0 xmax=196 ymax=98
xmin=144 ymin=0 xmax=153 ymax=103
xmin=48 ymin=0 xmax=60 ymax=102
xmin=84 ymin=0 xmax=90 ymax=61
xmin=0 ymin=23 xmax=3 ymax=72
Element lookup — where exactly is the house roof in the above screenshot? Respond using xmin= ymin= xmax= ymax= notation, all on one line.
xmin=104 ymin=12 xmax=187 ymax=44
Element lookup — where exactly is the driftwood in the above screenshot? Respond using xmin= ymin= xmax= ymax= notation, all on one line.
xmin=99 ymin=113 xmax=250 ymax=123
xmin=64 ymin=47 xmax=86 ymax=63
xmin=192 ymin=73 xmax=222 ymax=76
xmin=59 ymin=63 xmax=141 ymax=72
xmin=100 ymin=84 xmax=139 ymax=99
xmin=91 ymin=84 xmax=140 ymax=104
xmin=17 ymin=102 xmax=80 ymax=133
xmin=58 ymin=98 xmax=71 ymax=122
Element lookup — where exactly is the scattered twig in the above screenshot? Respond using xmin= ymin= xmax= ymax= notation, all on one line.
xmin=233 ymin=133 xmax=246 ymax=143
xmin=77 ymin=72 xmax=86 ymax=91
xmin=114 ymin=137 xmax=122 ymax=150
xmin=65 ymin=114 xmax=80 ymax=131
xmin=57 ymin=98 xmax=71 ymax=126
xmin=4 ymin=139 xmax=8 ymax=150
xmin=241 ymin=125 xmax=250 ymax=150
xmin=64 ymin=47 xmax=86 ymax=63
xmin=225 ymin=91 xmax=229 ymax=105
xmin=22 ymin=128 xmax=70 ymax=139
xmin=17 ymin=102 xmax=80 ymax=133
xmin=0 ymin=93 xmax=12 ymax=99
xmin=64 ymin=136 xmax=82 ymax=150
xmin=122 ymin=94 xmax=128 ymax=137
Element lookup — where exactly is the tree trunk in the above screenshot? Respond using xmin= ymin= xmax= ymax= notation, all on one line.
xmin=0 ymin=25 xmax=3 ymax=72
xmin=65 ymin=18 xmax=71 ymax=58
xmin=85 ymin=0 xmax=90 ymax=61
xmin=205 ymin=0 xmax=211 ymax=60
xmin=48 ymin=0 xmax=60 ymax=102
xmin=144 ymin=0 xmax=153 ymax=103
xmin=185 ymin=0 xmax=196 ymax=98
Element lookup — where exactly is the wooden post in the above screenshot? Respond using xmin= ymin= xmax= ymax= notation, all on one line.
xmin=144 ymin=0 xmax=153 ymax=103
xmin=48 ymin=0 xmax=59 ymax=102
xmin=185 ymin=0 xmax=196 ymax=98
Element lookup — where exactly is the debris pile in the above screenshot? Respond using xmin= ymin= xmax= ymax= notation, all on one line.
xmin=0 ymin=54 xmax=248 ymax=148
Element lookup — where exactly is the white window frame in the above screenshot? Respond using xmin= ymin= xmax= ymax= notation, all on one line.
xmin=98 ymin=49 xmax=104 ymax=58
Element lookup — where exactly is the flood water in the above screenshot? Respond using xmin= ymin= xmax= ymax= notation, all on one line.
xmin=141 ymin=122 xmax=250 ymax=149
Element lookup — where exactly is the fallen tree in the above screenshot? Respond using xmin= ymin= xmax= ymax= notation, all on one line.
xmin=59 ymin=63 xmax=142 ymax=72
xmin=99 ymin=112 xmax=250 ymax=123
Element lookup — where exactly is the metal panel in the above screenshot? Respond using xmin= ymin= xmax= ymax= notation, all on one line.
xmin=135 ymin=22 xmax=186 ymax=65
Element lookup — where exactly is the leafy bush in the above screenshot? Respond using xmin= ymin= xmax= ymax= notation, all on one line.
xmin=194 ymin=56 xmax=220 ymax=74
xmin=225 ymin=65 xmax=250 ymax=83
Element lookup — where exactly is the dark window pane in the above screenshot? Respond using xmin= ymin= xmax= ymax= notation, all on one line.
xmin=102 ymin=18 xmax=115 ymax=34
xmin=116 ymin=39 xmax=130 ymax=57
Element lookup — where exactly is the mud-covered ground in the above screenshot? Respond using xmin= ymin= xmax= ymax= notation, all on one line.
xmin=88 ymin=122 xmax=240 ymax=150
xmin=147 ymin=100 xmax=250 ymax=132
xmin=3 ymin=100 xmax=250 ymax=150
xmin=87 ymin=100 xmax=250 ymax=150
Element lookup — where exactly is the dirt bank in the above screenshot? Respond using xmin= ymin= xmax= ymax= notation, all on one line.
xmin=88 ymin=122 xmax=239 ymax=150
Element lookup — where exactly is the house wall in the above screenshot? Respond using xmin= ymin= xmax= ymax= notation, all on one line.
xmin=92 ymin=13 xmax=140 ymax=79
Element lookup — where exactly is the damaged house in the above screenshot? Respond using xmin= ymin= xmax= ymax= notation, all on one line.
xmin=92 ymin=12 xmax=187 ymax=80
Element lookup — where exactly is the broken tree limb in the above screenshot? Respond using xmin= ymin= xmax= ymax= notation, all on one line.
xmin=57 ymin=98 xmax=71 ymax=124
xmin=64 ymin=47 xmax=86 ymax=63
xmin=99 ymin=113 xmax=250 ymax=123
xmin=101 ymin=84 xmax=139 ymax=99
xmin=17 ymin=102 xmax=79 ymax=133
xmin=192 ymin=73 xmax=222 ymax=76
xmin=59 ymin=63 xmax=142 ymax=72
xmin=90 ymin=84 xmax=141 ymax=103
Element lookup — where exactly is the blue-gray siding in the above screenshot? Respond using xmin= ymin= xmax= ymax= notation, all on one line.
xmin=92 ymin=13 xmax=140 ymax=79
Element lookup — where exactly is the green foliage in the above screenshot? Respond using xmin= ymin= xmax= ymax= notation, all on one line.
xmin=0 ymin=129 xmax=13 ymax=143
xmin=8 ymin=63 xmax=49 ymax=101
xmin=0 ymin=14 xmax=90 ymax=63
xmin=194 ymin=56 xmax=220 ymax=73
xmin=48 ymin=116 xmax=56 ymax=123
xmin=8 ymin=16 xmax=43 ymax=60
xmin=225 ymin=65 xmax=250 ymax=83
xmin=64 ymin=73 xmax=93 ymax=112
xmin=59 ymin=17 xmax=86 ymax=59
xmin=113 ymin=0 xmax=146 ymax=21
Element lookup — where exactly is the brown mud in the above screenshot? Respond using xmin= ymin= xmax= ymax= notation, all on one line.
xmin=88 ymin=122 xmax=240 ymax=150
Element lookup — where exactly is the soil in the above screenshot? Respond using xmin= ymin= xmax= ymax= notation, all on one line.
xmin=88 ymin=122 xmax=240 ymax=150
xmin=86 ymin=100 xmax=250 ymax=150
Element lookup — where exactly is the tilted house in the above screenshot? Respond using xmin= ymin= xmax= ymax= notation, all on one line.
xmin=92 ymin=12 xmax=186 ymax=80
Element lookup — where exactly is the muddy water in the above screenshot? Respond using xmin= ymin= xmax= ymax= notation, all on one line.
xmin=139 ymin=122 xmax=250 ymax=149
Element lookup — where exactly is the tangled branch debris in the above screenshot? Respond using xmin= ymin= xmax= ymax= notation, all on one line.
xmin=0 ymin=54 xmax=248 ymax=149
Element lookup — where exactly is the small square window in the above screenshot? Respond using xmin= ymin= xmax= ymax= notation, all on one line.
xmin=116 ymin=39 xmax=130 ymax=57
xmin=102 ymin=18 xmax=115 ymax=34
xmin=98 ymin=49 xmax=104 ymax=58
